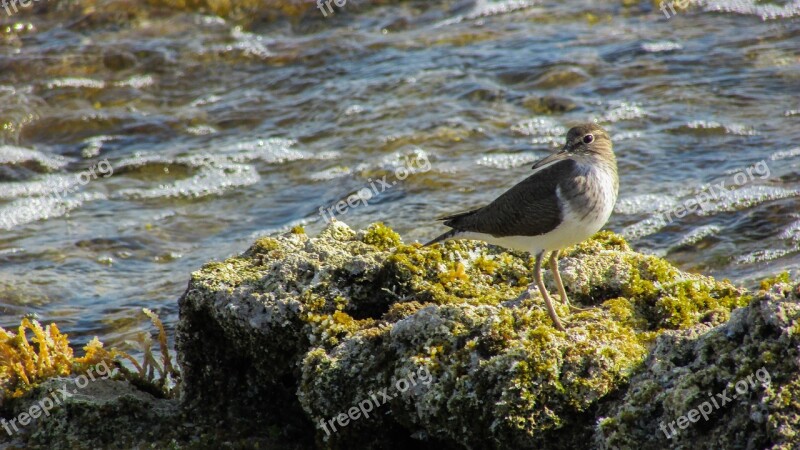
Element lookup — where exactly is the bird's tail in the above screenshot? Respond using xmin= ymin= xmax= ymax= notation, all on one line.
xmin=424 ymin=229 xmax=458 ymax=247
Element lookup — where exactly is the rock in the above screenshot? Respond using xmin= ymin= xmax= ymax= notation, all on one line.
xmin=6 ymin=221 xmax=798 ymax=448
xmin=102 ymin=51 xmax=137 ymax=71
xmin=1 ymin=373 xmax=310 ymax=449
xmin=531 ymin=67 xmax=590 ymax=89
xmin=175 ymin=221 xmax=773 ymax=449
xmin=596 ymin=285 xmax=800 ymax=450
xmin=3 ymin=377 xmax=179 ymax=449
xmin=522 ymin=95 xmax=578 ymax=114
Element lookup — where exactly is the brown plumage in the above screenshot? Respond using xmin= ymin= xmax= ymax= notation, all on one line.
xmin=427 ymin=159 xmax=577 ymax=244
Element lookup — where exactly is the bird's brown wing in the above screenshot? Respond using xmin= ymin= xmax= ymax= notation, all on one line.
xmin=442 ymin=158 xmax=577 ymax=237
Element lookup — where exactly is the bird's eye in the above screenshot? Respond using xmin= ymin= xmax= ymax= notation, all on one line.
xmin=582 ymin=134 xmax=594 ymax=144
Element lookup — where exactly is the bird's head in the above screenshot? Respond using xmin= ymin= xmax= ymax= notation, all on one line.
xmin=531 ymin=123 xmax=615 ymax=171
xmin=561 ymin=123 xmax=613 ymax=158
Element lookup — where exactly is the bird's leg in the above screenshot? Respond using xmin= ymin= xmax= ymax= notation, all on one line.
xmin=549 ymin=250 xmax=588 ymax=312
xmin=535 ymin=251 xmax=565 ymax=331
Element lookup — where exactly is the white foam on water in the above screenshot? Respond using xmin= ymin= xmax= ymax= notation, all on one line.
xmin=734 ymin=248 xmax=794 ymax=265
xmin=686 ymin=120 xmax=757 ymax=135
xmin=190 ymin=94 xmax=223 ymax=108
xmin=435 ymin=0 xmax=537 ymax=27
xmin=695 ymin=185 xmax=798 ymax=215
xmin=612 ymin=131 xmax=642 ymax=141
xmin=673 ymin=224 xmax=722 ymax=248
xmin=0 ymin=174 xmax=79 ymax=200
xmin=111 ymin=138 xmax=338 ymax=200
xmin=614 ymin=193 xmax=680 ymax=215
xmin=109 ymin=138 xmax=340 ymax=199
xmin=203 ymin=26 xmax=272 ymax=59
xmin=114 ymin=75 xmax=155 ymax=89
xmin=45 ymin=78 xmax=105 ymax=89
xmin=601 ymin=102 xmax=649 ymax=123
xmin=207 ymin=137 xmax=340 ymax=165
xmin=619 ymin=184 xmax=798 ymax=242
xmin=476 ymin=153 xmax=539 ymax=169
xmin=0 ymin=138 xmax=331 ymax=226
xmin=116 ymin=152 xmax=165 ymax=168
xmin=186 ymin=125 xmax=218 ymax=136
xmin=511 ymin=117 xmax=565 ymax=146
xmin=231 ymin=26 xmax=273 ymax=58
xmin=770 ymin=147 xmax=800 ymax=161
xmin=113 ymin=164 xmax=260 ymax=200
xmin=702 ymin=0 xmax=800 ymax=20
xmin=310 ymin=166 xmax=352 ymax=181
xmin=81 ymin=135 xmax=119 ymax=158
xmin=642 ymin=41 xmax=683 ymax=52
xmin=0 ymin=192 xmax=106 ymax=230
xmin=344 ymin=105 xmax=365 ymax=116
xmin=620 ymin=215 xmax=670 ymax=241
xmin=780 ymin=219 xmax=800 ymax=243
xmin=0 ymin=145 xmax=68 ymax=171
xmin=216 ymin=138 xmax=306 ymax=164
xmin=196 ymin=15 xmax=227 ymax=26
xmin=378 ymin=148 xmax=432 ymax=172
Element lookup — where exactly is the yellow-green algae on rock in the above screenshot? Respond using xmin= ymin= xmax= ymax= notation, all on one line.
xmin=177 ymin=221 xmax=753 ymax=449
xmin=597 ymin=284 xmax=800 ymax=450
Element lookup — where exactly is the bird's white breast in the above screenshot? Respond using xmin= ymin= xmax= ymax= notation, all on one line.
xmin=558 ymin=167 xmax=617 ymax=242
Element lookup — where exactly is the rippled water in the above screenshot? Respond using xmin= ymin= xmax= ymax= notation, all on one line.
xmin=1 ymin=0 xmax=799 ymax=347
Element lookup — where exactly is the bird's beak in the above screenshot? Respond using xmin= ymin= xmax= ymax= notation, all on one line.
xmin=531 ymin=147 xmax=570 ymax=170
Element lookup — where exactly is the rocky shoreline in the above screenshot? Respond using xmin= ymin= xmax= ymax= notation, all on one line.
xmin=2 ymin=221 xmax=798 ymax=449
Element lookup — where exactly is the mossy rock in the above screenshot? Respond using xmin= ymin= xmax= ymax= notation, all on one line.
xmin=176 ymin=221 xmax=775 ymax=449
xmin=9 ymin=222 xmax=798 ymax=448
xmin=596 ymin=285 xmax=800 ymax=450
xmin=3 ymin=377 xmax=180 ymax=449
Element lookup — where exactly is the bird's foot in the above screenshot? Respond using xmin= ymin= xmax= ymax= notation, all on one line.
xmin=555 ymin=292 xmax=590 ymax=313
xmin=567 ymin=302 xmax=591 ymax=313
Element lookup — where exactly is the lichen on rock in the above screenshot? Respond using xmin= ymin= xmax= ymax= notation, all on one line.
xmin=176 ymin=221 xmax=756 ymax=448
xmin=596 ymin=284 xmax=800 ymax=450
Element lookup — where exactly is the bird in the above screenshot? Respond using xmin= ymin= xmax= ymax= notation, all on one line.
xmin=425 ymin=123 xmax=618 ymax=331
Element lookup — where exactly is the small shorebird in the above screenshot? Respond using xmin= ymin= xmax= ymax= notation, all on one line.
xmin=425 ymin=123 xmax=618 ymax=331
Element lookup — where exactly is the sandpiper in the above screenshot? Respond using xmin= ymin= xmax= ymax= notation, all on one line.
xmin=425 ymin=123 xmax=618 ymax=331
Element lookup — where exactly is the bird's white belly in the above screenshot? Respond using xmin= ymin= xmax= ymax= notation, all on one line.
xmin=460 ymin=169 xmax=617 ymax=255
xmin=462 ymin=214 xmax=602 ymax=254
